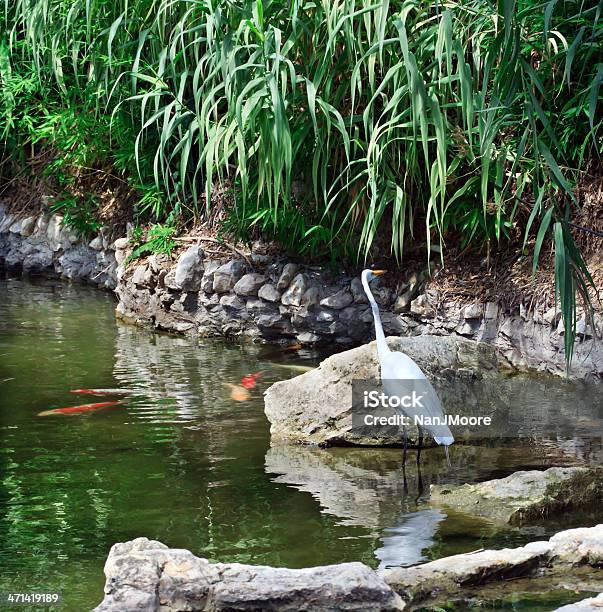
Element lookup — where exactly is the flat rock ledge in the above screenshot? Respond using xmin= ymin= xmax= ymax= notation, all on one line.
xmin=380 ymin=523 xmax=603 ymax=603
xmin=430 ymin=466 xmax=603 ymax=525
xmin=93 ymin=537 xmax=405 ymax=611
xmin=95 ymin=525 xmax=603 ymax=611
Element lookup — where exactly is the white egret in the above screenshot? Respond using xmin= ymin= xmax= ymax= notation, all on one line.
xmin=361 ymin=269 xmax=454 ymax=465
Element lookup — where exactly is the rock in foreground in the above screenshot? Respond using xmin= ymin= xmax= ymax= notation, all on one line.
xmin=554 ymin=593 xmax=603 ymax=611
xmin=95 ymin=525 xmax=603 ymax=611
xmin=94 ymin=538 xmax=405 ymax=611
xmin=264 ymin=335 xmax=505 ymax=446
xmin=430 ymin=466 xmax=603 ymax=524
xmin=381 ymin=524 xmax=603 ymax=602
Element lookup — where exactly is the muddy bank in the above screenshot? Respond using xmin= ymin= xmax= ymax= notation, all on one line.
xmin=0 ymin=204 xmax=601 ymax=378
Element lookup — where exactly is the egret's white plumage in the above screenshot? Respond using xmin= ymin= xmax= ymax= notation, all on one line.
xmin=361 ymin=269 xmax=454 ymax=459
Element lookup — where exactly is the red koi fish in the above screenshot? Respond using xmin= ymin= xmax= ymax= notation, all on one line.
xmin=38 ymin=401 xmax=122 ymax=416
xmin=240 ymin=372 xmax=263 ymax=389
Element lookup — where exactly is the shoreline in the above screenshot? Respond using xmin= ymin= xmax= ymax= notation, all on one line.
xmin=1 ymin=202 xmax=601 ymax=380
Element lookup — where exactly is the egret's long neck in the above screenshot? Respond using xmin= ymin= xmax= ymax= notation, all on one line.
xmin=362 ymin=275 xmax=390 ymax=361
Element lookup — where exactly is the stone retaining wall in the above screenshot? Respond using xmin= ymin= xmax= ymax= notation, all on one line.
xmin=0 ymin=203 xmax=116 ymax=289
xmin=1 ymin=203 xmax=601 ymax=379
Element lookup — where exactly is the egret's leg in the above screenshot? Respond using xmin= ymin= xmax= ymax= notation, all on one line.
xmin=416 ymin=426 xmax=423 ymax=465
xmin=444 ymin=444 xmax=451 ymax=468
xmin=402 ymin=426 xmax=408 ymax=466
xmin=416 ymin=464 xmax=424 ymax=500
xmin=402 ymin=465 xmax=408 ymax=495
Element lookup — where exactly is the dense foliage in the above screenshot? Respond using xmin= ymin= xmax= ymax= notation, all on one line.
xmin=1 ymin=0 xmax=602 ymax=364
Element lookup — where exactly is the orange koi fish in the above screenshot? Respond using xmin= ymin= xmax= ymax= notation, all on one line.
xmin=223 ymin=383 xmax=250 ymax=402
xmin=38 ymin=401 xmax=122 ymax=416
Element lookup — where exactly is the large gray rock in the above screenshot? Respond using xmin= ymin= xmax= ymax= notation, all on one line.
xmin=430 ymin=467 xmax=603 ymax=524
xmin=264 ymin=336 xmax=502 ymax=446
xmin=94 ymin=537 xmax=405 ymax=612
xmin=174 ymin=246 xmax=204 ymax=290
xmin=213 ymin=260 xmax=246 ymax=293
xmin=58 ymin=245 xmax=98 ymax=279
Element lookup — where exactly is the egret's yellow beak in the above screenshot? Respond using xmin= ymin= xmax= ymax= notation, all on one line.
xmin=372 ymin=269 xmax=386 ymax=276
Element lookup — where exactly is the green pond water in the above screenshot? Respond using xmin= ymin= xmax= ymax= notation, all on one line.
xmin=0 ymin=276 xmax=601 ymax=611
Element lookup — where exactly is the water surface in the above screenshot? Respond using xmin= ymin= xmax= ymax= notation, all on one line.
xmin=0 ymin=276 xmax=601 ymax=611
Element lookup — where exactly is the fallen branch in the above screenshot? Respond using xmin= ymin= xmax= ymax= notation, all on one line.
xmin=175 ymin=236 xmax=254 ymax=268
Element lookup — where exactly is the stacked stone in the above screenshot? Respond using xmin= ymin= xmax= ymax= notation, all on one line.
xmin=0 ymin=204 xmax=116 ymax=288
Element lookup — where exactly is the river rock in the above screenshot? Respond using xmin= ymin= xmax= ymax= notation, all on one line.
xmin=301 ymin=286 xmax=320 ymax=306
xmin=94 ymin=537 xmax=405 ymax=612
xmin=219 ymin=294 xmax=245 ymax=310
xmin=484 ymin=302 xmax=499 ymax=320
xmin=58 ymin=245 xmax=97 ymax=279
xmin=296 ymin=331 xmax=323 ymax=344
xmin=264 ymin=336 xmax=502 ymax=446
xmin=281 ymin=273 xmax=307 ymax=307
xmin=410 ymin=294 xmax=435 ymax=317
xmin=381 ymin=542 xmax=551 ymax=600
xmin=393 ymin=290 xmax=412 ymax=313
xmin=463 ymin=303 xmax=483 ymax=320
xmin=213 ymin=260 xmax=246 ymax=293
xmin=320 ymin=289 xmax=353 ymax=310
xmin=89 ymin=235 xmax=103 ymax=251
xmin=22 ymin=246 xmax=54 ymax=272
xmin=113 ymin=237 xmax=129 ymax=250
xmin=233 ymin=273 xmax=266 ymax=296
xmin=0 ymin=212 xmax=15 ymax=232
xmin=8 ymin=218 xmax=22 ymax=234
xmin=257 ymin=313 xmax=294 ymax=336
xmin=277 ymin=263 xmax=299 ymax=290
xmin=350 ymin=277 xmax=369 ymax=303
xmin=200 ymin=260 xmax=220 ymax=293
xmin=246 ymin=298 xmax=277 ymax=317
xmin=258 ymin=283 xmax=281 ymax=302
xmin=430 ymin=467 xmax=603 ymax=524
xmin=174 ymin=245 xmax=204 ymax=290
xmin=372 ymin=285 xmax=391 ymax=307
xmin=131 ymin=264 xmax=147 ymax=287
